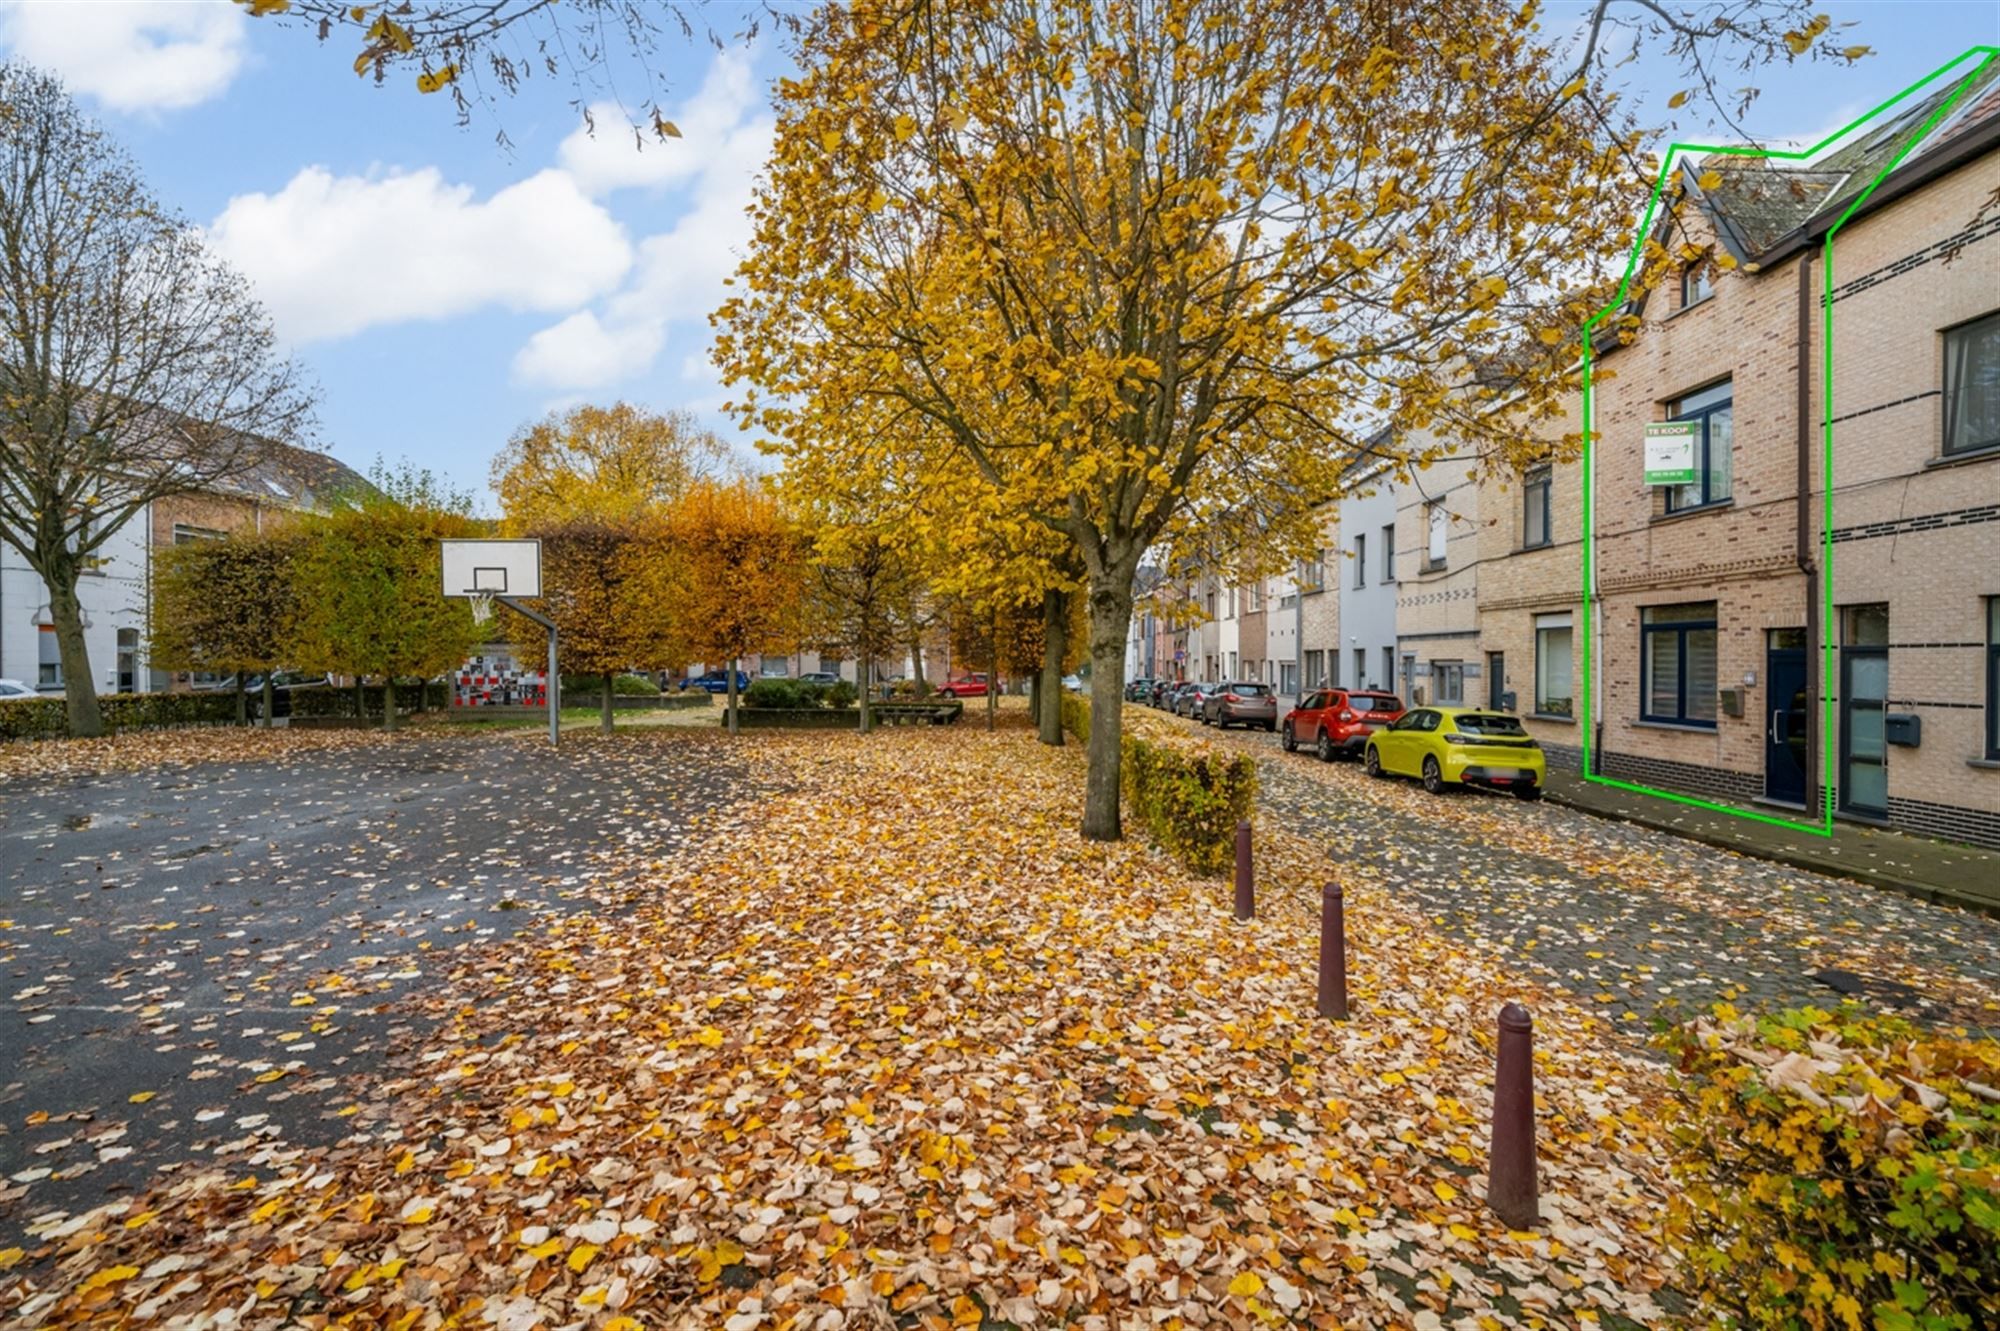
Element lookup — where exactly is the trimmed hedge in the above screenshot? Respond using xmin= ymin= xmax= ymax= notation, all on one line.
xmin=0 ymin=690 xmax=241 ymax=741
xmin=1060 ymin=693 xmax=1255 ymax=876
xmin=291 ymin=681 xmax=450 ymax=718
xmin=1660 ymin=1004 xmax=2000 ymax=1331
xmin=1122 ymin=730 xmax=1257 ymax=877
xmin=560 ymin=672 xmax=660 ymax=696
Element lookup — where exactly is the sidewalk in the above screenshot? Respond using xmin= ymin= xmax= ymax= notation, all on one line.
xmin=1542 ymin=771 xmax=2000 ymax=918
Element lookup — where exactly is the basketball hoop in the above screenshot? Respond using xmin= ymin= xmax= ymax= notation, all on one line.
xmin=470 ymin=592 xmax=495 ymax=626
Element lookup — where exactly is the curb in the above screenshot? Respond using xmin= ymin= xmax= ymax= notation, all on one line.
xmin=1541 ymin=788 xmax=2000 ymax=922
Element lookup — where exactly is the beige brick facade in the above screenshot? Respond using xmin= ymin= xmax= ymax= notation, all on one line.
xmin=1552 ymin=113 xmax=2000 ymax=848
xmin=1395 ymin=432 xmax=1482 ymax=707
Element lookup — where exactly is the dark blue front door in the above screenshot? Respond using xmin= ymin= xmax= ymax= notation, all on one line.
xmin=1765 ymin=639 xmax=1808 ymax=806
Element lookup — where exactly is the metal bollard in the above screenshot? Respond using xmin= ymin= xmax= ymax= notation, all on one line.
xmin=1317 ymin=882 xmax=1348 ymax=1020
xmin=1233 ymin=820 xmax=1253 ymax=920
xmin=1487 ymin=1001 xmax=1539 ymax=1229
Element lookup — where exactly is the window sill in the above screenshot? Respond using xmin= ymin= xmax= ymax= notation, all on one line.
xmin=1519 ymin=541 xmax=1552 ymax=553
xmin=1528 ymin=712 xmax=1576 ymax=724
xmin=1968 ymin=758 xmax=2000 ymax=771
xmin=1651 ymin=499 xmax=1734 ymax=526
xmin=1632 ymin=718 xmax=1719 ymax=734
xmin=1924 ymin=443 xmax=2000 ymax=471
xmin=1665 ymin=294 xmax=1713 ymax=321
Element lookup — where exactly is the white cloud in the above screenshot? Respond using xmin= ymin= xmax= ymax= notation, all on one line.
xmin=513 ymin=311 xmax=663 ymax=391
xmin=514 ymin=70 xmax=772 ymax=390
xmin=0 ymin=0 xmax=247 ymax=112
xmin=208 ymin=166 xmax=634 ymax=342
xmin=557 ymin=51 xmax=761 ymax=197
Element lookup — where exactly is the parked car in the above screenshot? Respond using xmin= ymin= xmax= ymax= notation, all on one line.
xmin=1282 ymin=689 xmax=1405 ymax=761
xmin=0 ymin=678 xmax=35 ymax=699
xmin=1125 ymin=677 xmax=1157 ymax=703
xmin=1148 ymin=679 xmax=1178 ymax=708
xmin=799 ymin=671 xmax=841 ymax=687
xmin=1176 ymin=681 xmax=1221 ymax=720
xmin=934 ymin=673 xmax=992 ymax=698
xmin=679 ymin=669 xmax=752 ymax=694
xmin=1061 ymin=673 xmax=1083 ymax=693
xmin=246 ymin=670 xmax=334 ymax=720
xmin=1203 ymin=681 xmax=1278 ymax=730
xmin=1364 ymin=706 xmax=1546 ymax=799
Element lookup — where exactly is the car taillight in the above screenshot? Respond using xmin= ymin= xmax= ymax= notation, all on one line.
xmin=1444 ymin=733 xmax=1470 ymax=744
xmin=1224 ymin=693 xmax=1239 ymax=703
xmin=1340 ymin=709 xmax=1355 ymax=722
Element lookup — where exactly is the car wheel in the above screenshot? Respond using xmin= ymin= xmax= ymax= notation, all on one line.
xmin=1422 ymin=756 xmax=1446 ymax=795
xmin=1316 ymin=730 xmax=1334 ymax=763
xmin=1364 ymin=745 xmax=1384 ymax=778
xmin=1513 ymin=784 xmax=1543 ymax=802
xmin=1263 ymin=720 xmax=1276 ymax=733
xmin=1281 ymin=724 xmax=1296 ymax=753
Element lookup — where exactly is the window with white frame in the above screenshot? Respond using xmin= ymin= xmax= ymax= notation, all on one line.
xmin=1424 ymin=502 xmax=1448 ymax=570
xmin=1534 ymin=613 xmax=1573 ymax=717
xmin=1432 ymin=660 xmax=1464 ymax=704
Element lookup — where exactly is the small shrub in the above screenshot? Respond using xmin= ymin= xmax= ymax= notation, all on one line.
xmin=291 ymin=681 xmax=448 ymax=718
xmin=1659 ymin=1004 xmax=2000 ymax=1331
xmin=826 ymin=680 xmax=858 ymax=709
xmin=1121 ymin=730 xmax=1257 ymax=876
xmin=744 ymin=678 xmax=807 ymax=709
xmin=1060 ymin=692 xmax=1091 ymax=744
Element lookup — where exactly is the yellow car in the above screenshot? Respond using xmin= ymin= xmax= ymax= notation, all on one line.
xmin=1363 ymin=705 xmax=1546 ymax=800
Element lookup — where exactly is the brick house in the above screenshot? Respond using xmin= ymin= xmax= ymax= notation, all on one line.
xmin=1393 ymin=427 xmax=1483 ymax=708
xmin=1575 ymin=66 xmax=2000 ymax=848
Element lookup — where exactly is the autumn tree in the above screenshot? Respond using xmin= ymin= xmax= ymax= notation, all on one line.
xmin=490 ymin=402 xmax=722 ymax=727
xmin=0 ymin=62 xmax=313 ymax=737
xmin=287 ymin=462 xmax=486 ymax=731
xmin=149 ymin=528 xmax=301 ymax=726
xmin=489 ymin=402 xmax=724 ymax=530
xmin=670 ymin=478 xmax=807 ymax=734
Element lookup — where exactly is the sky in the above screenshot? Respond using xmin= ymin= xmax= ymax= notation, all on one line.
xmin=1 ymin=0 xmax=1995 ymax=513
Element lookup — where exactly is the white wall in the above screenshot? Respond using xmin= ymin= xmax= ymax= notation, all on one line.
xmin=0 ymin=504 xmax=153 ymax=695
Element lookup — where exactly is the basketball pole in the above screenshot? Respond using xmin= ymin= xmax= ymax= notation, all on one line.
xmin=497 ymin=596 xmax=559 ymax=747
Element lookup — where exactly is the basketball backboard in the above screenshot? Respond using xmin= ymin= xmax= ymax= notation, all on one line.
xmin=441 ymin=538 xmax=541 ymax=600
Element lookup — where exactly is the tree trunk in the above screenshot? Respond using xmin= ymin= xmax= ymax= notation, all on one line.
xmin=1081 ymin=575 xmax=1136 ymax=842
xmin=260 ymin=673 xmax=275 ymax=728
xmin=48 ymin=576 xmax=104 ymax=738
xmin=234 ymin=671 xmax=248 ymax=726
xmin=601 ymin=671 xmax=615 ymax=734
xmin=382 ymin=676 xmax=399 ymax=731
xmin=1038 ymin=587 xmax=1069 ymax=746
xmin=354 ymin=677 xmax=366 ymax=720
xmin=858 ymin=661 xmax=872 ymax=735
xmin=987 ymin=608 xmax=998 ymax=732
xmin=726 ymin=657 xmax=740 ymax=735
xmin=909 ymin=637 xmax=928 ymax=696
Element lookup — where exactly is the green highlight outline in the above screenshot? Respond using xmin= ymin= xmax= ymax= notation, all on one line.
xmin=1577 ymin=45 xmax=1998 ymax=838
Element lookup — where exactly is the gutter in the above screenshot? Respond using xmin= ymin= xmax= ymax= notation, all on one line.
xmin=1797 ymin=250 xmax=1822 ymax=817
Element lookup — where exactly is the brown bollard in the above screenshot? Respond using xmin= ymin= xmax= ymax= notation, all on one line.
xmin=1487 ymin=1001 xmax=1539 ymax=1229
xmin=1233 ymin=820 xmax=1253 ymax=920
xmin=1317 ymin=883 xmax=1348 ymax=1020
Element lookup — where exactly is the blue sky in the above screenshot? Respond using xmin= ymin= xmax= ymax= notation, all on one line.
xmin=1 ymin=1 xmax=1994 ymax=512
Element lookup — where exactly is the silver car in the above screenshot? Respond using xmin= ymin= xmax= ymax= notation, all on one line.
xmin=1205 ymin=681 xmax=1278 ymax=731
xmin=1177 ymin=682 xmax=1221 ymax=719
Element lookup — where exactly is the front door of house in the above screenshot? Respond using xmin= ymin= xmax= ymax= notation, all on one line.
xmin=1764 ymin=631 xmax=1808 ymax=807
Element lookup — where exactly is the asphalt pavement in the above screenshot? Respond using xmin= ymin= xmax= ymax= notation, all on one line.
xmin=0 ymin=731 xmax=755 ymax=1245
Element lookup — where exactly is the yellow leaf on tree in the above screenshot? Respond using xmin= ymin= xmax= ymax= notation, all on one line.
xmin=1667 ymin=90 xmax=1689 ymax=109
xmin=1697 ymin=171 xmax=1722 ymax=191
xmin=416 ymin=65 xmax=458 ymax=94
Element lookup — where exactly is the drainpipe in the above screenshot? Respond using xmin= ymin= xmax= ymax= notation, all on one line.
xmin=1797 ymin=250 xmax=1821 ymax=817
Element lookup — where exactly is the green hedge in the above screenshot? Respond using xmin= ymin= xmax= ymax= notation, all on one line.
xmin=1122 ymin=730 xmax=1257 ymax=876
xmin=0 ymin=690 xmax=241 ymax=742
xmin=290 ymin=681 xmax=450 ymax=718
xmin=1059 ymin=694 xmax=1254 ymax=876
xmin=560 ymin=672 xmax=660 ymax=696
xmin=1660 ymin=1005 xmax=2000 ymax=1331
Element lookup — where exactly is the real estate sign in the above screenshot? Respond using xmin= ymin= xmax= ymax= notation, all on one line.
xmin=1643 ymin=421 xmax=1698 ymax=485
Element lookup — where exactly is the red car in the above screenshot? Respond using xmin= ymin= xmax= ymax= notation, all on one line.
xmin=934 ymin=673 xmax=993 ymax=698
xmin=1282 ymin=689 xmax=1404 ymax=761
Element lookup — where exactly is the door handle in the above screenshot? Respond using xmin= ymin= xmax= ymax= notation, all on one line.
xmin=1770 ymin=710 xmax=1785 ymax=745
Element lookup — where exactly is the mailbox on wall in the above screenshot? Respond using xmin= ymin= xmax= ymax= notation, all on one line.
xmin=1885 ymin=713 xmax=1921 ymax=747
xmin=1718 ymin=688 xmax=1744 ymax=718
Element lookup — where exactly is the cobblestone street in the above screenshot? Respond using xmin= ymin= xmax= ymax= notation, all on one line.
xmin=1196 ymin=717 xmax=2000 ymax=1039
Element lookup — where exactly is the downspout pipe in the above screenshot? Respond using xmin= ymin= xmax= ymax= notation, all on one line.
xmin=1797 ymin=249 xmax=1820 ymax=816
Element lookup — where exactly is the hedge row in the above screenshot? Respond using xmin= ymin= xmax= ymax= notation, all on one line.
xmin=1660 ymin=1004 xmax=2000 ymax=1330
xmin=290 ymin=682 xmax=451 ymax=718
xmin=742 ymin=678 xmax=861 ymax=710
xmin=0 ymin=690 xmax=240 ymax=741
xmin=1060 ymin=693 xmax=1255 ymax=876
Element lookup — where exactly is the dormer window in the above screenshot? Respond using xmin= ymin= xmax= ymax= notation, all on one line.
xmin=1680 ymin=262 xmax=1713 ymax=309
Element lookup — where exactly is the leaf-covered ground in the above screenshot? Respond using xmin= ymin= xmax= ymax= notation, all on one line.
xmin=3 ymin=718 xmax=1676 ymax=1329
